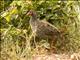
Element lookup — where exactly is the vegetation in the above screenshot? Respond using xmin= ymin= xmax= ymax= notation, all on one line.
xmin=0 ymin=0 xmax=80 ymax=60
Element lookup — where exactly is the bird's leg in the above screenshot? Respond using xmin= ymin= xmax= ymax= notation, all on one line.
xmin=33 ymin=33 xmax=37 ymax=48
xmin=32 ymin=30 xmax=37 ymax=49
xmin=49 ymin=37 xmax=57 ymax=54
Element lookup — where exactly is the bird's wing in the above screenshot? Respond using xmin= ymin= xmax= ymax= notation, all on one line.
xmin=41 ymin=20 xmax=60 ymax=32
xmin=37 ymin=20 xmax=60 ymax=36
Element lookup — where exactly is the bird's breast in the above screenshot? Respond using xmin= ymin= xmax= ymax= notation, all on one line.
xmin=30 ymin=20 xmax=38 ymax=33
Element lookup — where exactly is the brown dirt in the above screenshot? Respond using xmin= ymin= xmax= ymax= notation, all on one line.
xmin=33 ymin=53 xmax=80 ymax=60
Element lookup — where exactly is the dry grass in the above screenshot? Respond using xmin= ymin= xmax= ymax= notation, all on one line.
xmin=1 ymin=25 xmax=80 ymax=60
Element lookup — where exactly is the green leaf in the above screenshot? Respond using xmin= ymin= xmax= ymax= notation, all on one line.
xmin=10 ymin=7 xmax=18 ymax=15
xmin=1 ymin=7 xmax=18 ymax=22
xmin=5 ymin=15 xmax=11 ymax=22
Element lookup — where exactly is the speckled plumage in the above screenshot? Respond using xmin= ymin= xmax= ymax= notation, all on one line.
xmin=27 ymin=10 xmax=62 ymax=52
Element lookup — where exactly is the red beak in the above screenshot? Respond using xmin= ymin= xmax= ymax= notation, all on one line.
xmin=27 ymin=11 xmax=32 ymax=16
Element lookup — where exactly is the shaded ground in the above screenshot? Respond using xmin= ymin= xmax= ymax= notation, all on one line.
xmin=33 ymin=53 xmax=80 ymax=60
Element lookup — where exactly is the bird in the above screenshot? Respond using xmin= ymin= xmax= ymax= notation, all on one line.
xmin=27 ymin=10 xmax=62 ymax=53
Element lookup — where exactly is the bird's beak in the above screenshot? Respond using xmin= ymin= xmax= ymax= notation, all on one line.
xmin=27 ymin=12 xmax=29 ymax=15
xmin=27 ymin=11 xmax=31 ymax=16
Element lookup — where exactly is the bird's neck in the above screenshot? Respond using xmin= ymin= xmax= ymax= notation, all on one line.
xmin=30 ymin=15 xmax=38 ymax=22
xmin=30 ymin=15 xmax=39 ymax=31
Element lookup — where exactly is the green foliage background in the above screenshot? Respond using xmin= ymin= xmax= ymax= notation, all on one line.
xmin=0 ymin=0 xmax=80 ymax=60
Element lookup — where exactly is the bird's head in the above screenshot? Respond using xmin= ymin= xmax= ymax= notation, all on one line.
xmin=27 ymin=10 xmax=36 ymax=17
